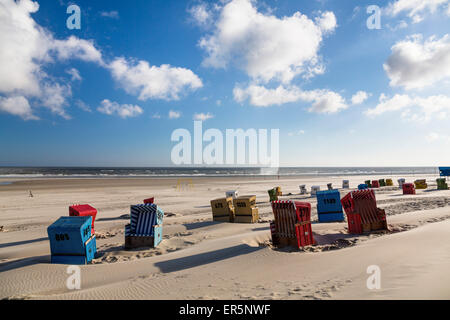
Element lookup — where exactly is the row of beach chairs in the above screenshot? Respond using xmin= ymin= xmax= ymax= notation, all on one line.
xmin=269 ymin=189 xmax=388 ymax=249
xmin=47 ymin=198 xmax=165 ymax=265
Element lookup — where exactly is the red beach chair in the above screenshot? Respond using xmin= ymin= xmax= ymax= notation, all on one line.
xmin=402 ymin=183 xmax=416 ymax=195
xmin=271 ymin=201 xmax=314 ymax=248
xmin=340 ymin=190 xmax=387 ymax=234
xmin=69 ymin=204 xmax=97 ymax=234
xmin=144 ymin=197 xmax=155 ymax=204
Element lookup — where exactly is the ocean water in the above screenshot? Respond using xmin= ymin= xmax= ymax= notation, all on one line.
xmin=0 ymin=167 xmax=440 ymax=178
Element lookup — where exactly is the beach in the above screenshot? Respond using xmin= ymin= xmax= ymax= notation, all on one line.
xmin=1 ymin=174 xmax=450 ymax=300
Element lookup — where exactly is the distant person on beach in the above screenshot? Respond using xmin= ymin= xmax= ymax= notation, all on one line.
xmin=29 ymin=190 xmax=33 ymax=198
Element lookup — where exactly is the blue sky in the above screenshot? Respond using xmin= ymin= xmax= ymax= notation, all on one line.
xmin=1 ymin=0 xmax=450 ymax=167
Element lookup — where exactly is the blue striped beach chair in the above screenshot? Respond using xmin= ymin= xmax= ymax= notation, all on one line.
xmin=125 ymin=204 xmax=164 ymax=249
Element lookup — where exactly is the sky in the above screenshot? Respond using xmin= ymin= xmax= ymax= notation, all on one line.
xmin=0 ymin=0 xmax=450 ymax=167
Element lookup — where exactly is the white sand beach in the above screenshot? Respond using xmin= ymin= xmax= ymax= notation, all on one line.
xmin=1 ymin=174 xmax=450 ymax=300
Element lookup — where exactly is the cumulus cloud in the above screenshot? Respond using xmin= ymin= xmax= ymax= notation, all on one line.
xmin=234 ymin=85 xmax=305 ymax=107
xmin=0 ymin=95 xmax=37 ymax=120
xmin=97 ymin=99 xmax=143 ymax=118
xmin=40 ymin=82 xmax=72 ymax=119
xmin=234 ymin=84 xmax=348 ymax=113
xmin=168 ymin=110 xmax=181 ymax=119
xmin=351 ymin=91 xmax=369 ymax=105
xmin=315 ymin=11 xmax=337 ymax=33
xmin=51 ymin=36 xmax=103 ymax=65
xmin=0 ymin=0 xmax=102 ymax=119
xmin=384 ymin=34 xmax=450 ymax=90
xmin=109 ymin=57 xmax=203 ymax=101
xmin=188 ymin=3 xmax=212 ymax=26
xmin=385 ymin=0 xmax=449 ymax=23
xmin=366 ymin=93 xmax=450 ymax=121
xmin=66 ymin=68 xmax=82 ymax=81
xmin=0 ymin=0 xmax=202 ymax=120
xmin=193 ymin=112 xmax=214 ymax=121
xmin=199 ymin=0 xmax=336 ymax=84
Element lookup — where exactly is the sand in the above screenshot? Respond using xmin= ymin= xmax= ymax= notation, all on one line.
xmin=0 ymin=174 xmax=449 ymax=300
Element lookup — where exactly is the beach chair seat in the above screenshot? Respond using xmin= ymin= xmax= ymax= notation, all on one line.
xmin=439 ymin=167 xmax=450 ymax=177
xmin=398 ymin=178 xmax=406 ymax=188
xmin=271 ymin=201 xmax=314 ymax=248
xmin=211 ymin=197 xmax=235 ymax=222
xmin=378 ymin=179 xmax=386 ymax=187
xmin=414 ymin=179 xmax=428 ymax=189
xmin=386 ymin=179 xmax=394 ymax=186
xmin=275 ymin=186 xmax=282 ymax=196
xmin=311 ymin=186 xmax=320 ymax=196
xmin=342 ymin=180 xmax=350 ymax=189
xmin=371 ymin=180 xmax=380 ymax=188
xmin=341 ymin=190 xmax=387 ymax=234
xmin=365 ymin=180 xmax=372 ymax=188
xmin=130 ymin=204 xmax=164 ymax=234
xmin=268 ymin=188 xmax=278 ymax=202
xmin=436 ymin=178 xmax=449 ymax=190
xmin=402 ymin=183 xmax=416 ymax=195
xmin=316 ymin=190 xmax=345 ymax=222
xmin=233 ymin=195 xmax=258 ymax=223
xmin=225 ymin=190 xmax=239 ymax=199
xmin=48 ymin=216 xmax=97 ymax=264
xmin=358 ymin=184 xmax=368 ymax=190
xmin=299 ymin=185 xmax=307 ymax=194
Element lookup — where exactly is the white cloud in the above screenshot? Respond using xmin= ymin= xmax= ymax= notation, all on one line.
xmin=100 ymin=11 xmax=119 ymax=19
xmin=40 ymin=82 xmax=72 ymax=119
xmin=168 ymin=110 xmax=181 ymax=119
xmin=315 ymin=11 xmax=337 ymax=33
xmin=384 ymin=34 xmax=450 ymax=90
xmin=366 ymin=93 xmax=450 ymax=121
xmin=66 ymin=68 xmax=82 ymax=81
xmin=0 ymin=0 xmax=49 ymax=96
xmin=199 ymin=0 xmax=336 ymax=84
xmin=351 ymin=91 xmax=369 ymax=105
xmin=233 ymin=84 xmax=348 ymax=113
xmin=288 ymin=129 xmax=305 ymax=136
xmin=425 ymin=132 xmax=450 ymax=143
xmin=0 ymin=0 xmax=201 ymax=121
xmin=0 ymin=0 xmax=103 ymax=119
xmin=188 ymin=3 xmax=212 ymax=26
xmin=303 ymin=89 xmax=348 ymax=114
xmin=234 ymin=85 xmax=305 ymax=107
xmin=385 ymin=0 xmax=449 ymax=23
xmin=75 ymin=100 xmax=91 ymax=112
xmin=51 ymin=36 xmax=103 ymax=65
xmin=97 ymin=99 xmax=143 ymax=118
xmin=109 ymin=57 xmax=203 ymax=101
xmin=0 ymin=96 xmax=37 ymax=120
xmin=152 ymin=113 xmax=161 ymax=119
xmin=193 ymin=112 xmax=214 ymax=121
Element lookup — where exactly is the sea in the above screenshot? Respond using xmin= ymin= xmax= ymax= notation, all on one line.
xmin=0 ymin=167 xmax=441 ymax=178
